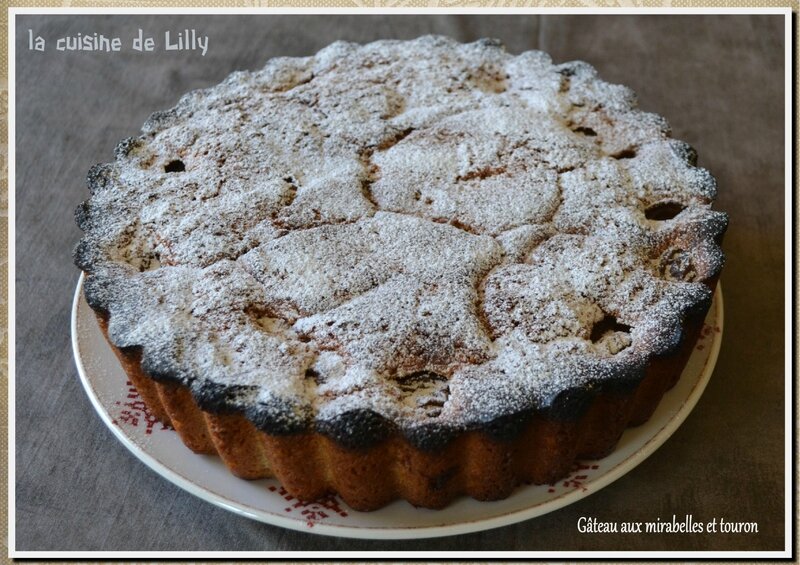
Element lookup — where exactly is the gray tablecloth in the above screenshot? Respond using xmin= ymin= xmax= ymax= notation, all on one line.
xmin=14 ymin=14 xmax=786 ymax=552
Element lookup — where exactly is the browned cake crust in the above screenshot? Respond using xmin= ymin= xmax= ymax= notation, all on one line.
xmin=95 ymin=278 xmax=713 ymax=511
xmin=76 ymin=37 xmax=727 ymax=512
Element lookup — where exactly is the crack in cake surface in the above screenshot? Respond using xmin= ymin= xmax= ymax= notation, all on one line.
xmin=75 ymin=36 xmax=726 ymax=437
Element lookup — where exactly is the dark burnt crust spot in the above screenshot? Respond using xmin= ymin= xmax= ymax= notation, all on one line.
xmin=542 ymin=385 xmax=598 ymax=422
xmin=73 ymin=239 xmax=96 ymax=273
xmin=143 ymin=108 xmax=180 ymax=135
xmin=114 ymin=136 xmax=144 ymax=160
xmin=476 ymin=37 xmax=505 ymax=49
xmin=74 ymin=201 xmax=92 ymax=231
xmin=669 ymin=140 xmax=699 ymax=166
xmin=481 ymin=408 xmax=535 ymax=441
xmin=81 ymin=270 xmax=117 ymax=313
xmin=402 ymin=421 xmax=459 ymax=451
xmin=86 ymin=163 xmax=116 ymax=195
xmin=316 ymin=409 xmax=394 ymax=450
xmin=682 ymin=284 xmax=714 ymax=322
xmin=138 ymin=350 xmax=184 ymax=386
xmin=595 ymin=357 xmax=649 ymax=394
xmin=191 ymin=381 xmax=258 ymax=415
xmin=245 ymin=398 xmax=310 ymax=436
xmin=556 ymin=62 xmax=583 ymax=78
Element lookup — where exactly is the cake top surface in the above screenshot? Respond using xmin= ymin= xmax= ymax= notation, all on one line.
xmin=75 ymin=35 xmax=726 ymax=441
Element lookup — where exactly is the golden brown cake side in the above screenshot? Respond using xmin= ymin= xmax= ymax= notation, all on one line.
xmin=94 ymin=288 xmax=712 ymax=511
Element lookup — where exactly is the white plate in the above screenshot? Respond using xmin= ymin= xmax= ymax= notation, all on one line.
xmin=71 ymin=274 xmax=723 ymax=540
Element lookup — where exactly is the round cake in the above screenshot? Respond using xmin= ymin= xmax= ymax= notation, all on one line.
xmin=74 ymin=36 xmax=727 ymax=510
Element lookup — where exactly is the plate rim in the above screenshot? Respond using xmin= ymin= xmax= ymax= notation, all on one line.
xmin=71 ymin=273 xmax=724 ymax=540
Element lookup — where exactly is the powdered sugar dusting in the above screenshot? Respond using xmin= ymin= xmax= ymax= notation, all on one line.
xmin=75 ymin=36 xmax=726 ymax=434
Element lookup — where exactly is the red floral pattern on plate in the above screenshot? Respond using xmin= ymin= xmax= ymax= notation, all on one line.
xmin=111 ymin=380 xmax=172 ymax=435
xmin=268 ymin=485 xmax=349 ymax=527
xmin=547 ymin=461 xmax=600 ymax=494
xmin=696 ymin=323 xmax=721 ymax=351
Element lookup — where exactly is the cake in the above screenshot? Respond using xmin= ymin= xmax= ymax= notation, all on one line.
xmin=74 ymin=36 xmax=727 ymax=511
